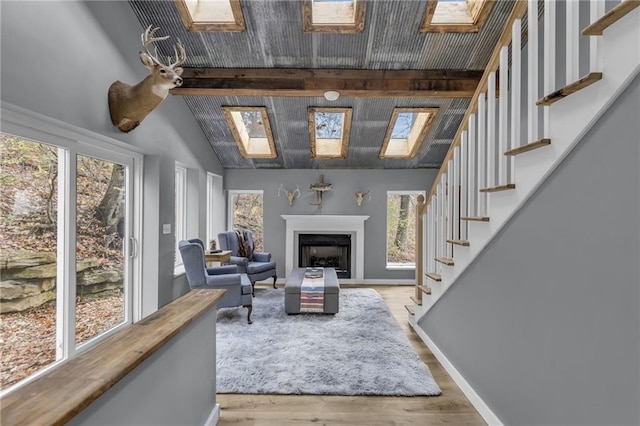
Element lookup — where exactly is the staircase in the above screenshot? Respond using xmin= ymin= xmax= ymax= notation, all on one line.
xmin=406 ymin=0 xmax=639 ymax=419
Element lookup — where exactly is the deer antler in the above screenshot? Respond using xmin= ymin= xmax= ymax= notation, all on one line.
xmin=279 ymin=185 xmax=300 ymax=206
xmin=141 ymin=25 xmax=185 ymax=69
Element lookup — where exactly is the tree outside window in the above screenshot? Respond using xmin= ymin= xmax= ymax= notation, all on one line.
xmin=387 ymin=191 xmax=425 ymax=267
xmin=229 ymin=191 xmax=264 ymax=252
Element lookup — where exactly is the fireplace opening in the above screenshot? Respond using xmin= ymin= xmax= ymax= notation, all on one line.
xmin=298 ymin=234 xmax=351 ymax=279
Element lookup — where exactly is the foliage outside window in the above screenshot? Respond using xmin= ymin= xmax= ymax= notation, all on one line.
xmin=387 ymin=191 xmax=425 ymax=267
xmin=229 ymin=191 xmax=264 ymax=252
xmin=0 ymin=133 xmax=129 ymax=392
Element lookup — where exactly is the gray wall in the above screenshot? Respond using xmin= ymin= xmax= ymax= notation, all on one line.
xmin=420 ymin=75 xmax=640 ymax=425
xmin=225 ymin=169 xmax=437 ymax=280
xmin=0 ymin=1 xmax=224 ymax=307
xmin=68 ymin=308 xmax=218 ymax=426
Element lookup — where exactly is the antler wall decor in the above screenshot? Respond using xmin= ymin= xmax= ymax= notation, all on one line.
xmin=310 ymin=174 xmax=332 ymax=206
xmin=278 ymin=184 xmax=300 ymax=206
xmin=354 ymin=189 xmax=371 ymax=207
xmin=108 ymin=25 xmax=186 ymax=132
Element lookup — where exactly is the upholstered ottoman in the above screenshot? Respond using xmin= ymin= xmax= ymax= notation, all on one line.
xmin=285 ymin=267 xmax=340 ymax=314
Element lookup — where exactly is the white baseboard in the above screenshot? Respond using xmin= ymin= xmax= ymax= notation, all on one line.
xmin=409 ymin=319 xmax=503 ymax=426
xmin=204 ymin=403 xmax=220 ymax=426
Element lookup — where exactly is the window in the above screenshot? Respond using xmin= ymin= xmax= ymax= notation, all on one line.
xmin=302 ymin=0 xmax=366 ymax=33
xmin=175 ymin=165 xmax=187 ymax=269
xmin=379 ymin=108 xmax=438 ymax=159
xmin=0 ymin=130 xmax=137 ymax=393
xmin=207 ymin=173 xmax=224 ymax=250
xmin=420 ymin=0 xmax=494 ymax=33
xmin=386 ymin=191 xmax=425 ymax=268
xmin=308 ymin=107 xmax=352 ymax=159
xmin=174 ymin=0 xmax=246 ymax=32
xmin=222 ymin=107 xmax=277 ymax=159
xmin=227 ymin=190 xmax=264 ymax=252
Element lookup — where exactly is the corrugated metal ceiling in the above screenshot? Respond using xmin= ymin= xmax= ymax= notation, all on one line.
xmin=128 ymin=0 xmax=514 ymax=169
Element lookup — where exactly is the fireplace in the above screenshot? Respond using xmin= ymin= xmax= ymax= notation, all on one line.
xmin=282 ymin=215 xmax=369 ymax=283
xmin=298 ymin=234 xmax=351 ymax=278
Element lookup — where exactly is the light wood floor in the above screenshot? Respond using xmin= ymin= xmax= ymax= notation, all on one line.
xmin=217 ymin=285 xmax=486 ymax=426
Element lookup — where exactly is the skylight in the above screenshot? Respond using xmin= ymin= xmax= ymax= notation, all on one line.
xmin=303 ymin=0 xmax=366 ymax=33
xmin=174 ymin=0 xmax=246 ymax=32
xmin=420 ymin=0 xmax=493 ymax=33
xmin=223 ymin=107 xmax=277 ymax=158
xmin=379 ymin=108 xmax=438 ymax=159
xmin=309 ymin=107 xmax=352 ymax=159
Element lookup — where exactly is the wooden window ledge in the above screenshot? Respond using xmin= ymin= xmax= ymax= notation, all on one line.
xmin=0 ymin=289 xmax=227 ymax=426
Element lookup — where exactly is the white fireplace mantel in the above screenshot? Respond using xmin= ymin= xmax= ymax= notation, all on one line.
xmin=281 ymin=215 xmax=369 ymax=283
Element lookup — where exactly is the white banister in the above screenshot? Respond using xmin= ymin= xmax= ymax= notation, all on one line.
xmin=590 ymin=0 xmax=605 ymax=72
xmin=460 ymin=132 xmax=469 ymax=240
xmin=487 ymin=72 xmax=497 ymax=188
xmin=453 ymin=147 xmax=460 ymax=242
xmin=528 ymin=0 xmax=539 ymax=143
xmin=543 ymin=0 xmax=556 ymax=138
xmin=477 ymin=93 xmax=487 ymax=215
xmin=498 ymin=46 xmax=509 ymax=184
xmin=467 ymin=113 xmax=477 ymax=220
xmin=510 ymin=18 xmax=521 ymax=182
xmin=566 ymin=0 xmax=580 ymax=84
xmin=446 ymin=161 xmax=454 ymax=256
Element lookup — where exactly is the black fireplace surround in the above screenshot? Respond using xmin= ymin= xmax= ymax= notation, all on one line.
xmin=298 ymin=234 xmax=351 ymax=279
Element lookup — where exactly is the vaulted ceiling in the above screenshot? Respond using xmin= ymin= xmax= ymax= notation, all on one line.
xmin=127 ymin=0 xmax=514 ymax=169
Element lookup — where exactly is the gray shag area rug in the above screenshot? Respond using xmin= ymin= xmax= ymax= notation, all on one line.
xmin=216 ymin=288 xmax=441 ymax=396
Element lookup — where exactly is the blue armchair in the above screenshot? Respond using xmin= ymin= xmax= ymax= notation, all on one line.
xmin=179 ymin=240 xmax=253 ymax=324
xmin=218 ymin=230 xmax=277 ymax=295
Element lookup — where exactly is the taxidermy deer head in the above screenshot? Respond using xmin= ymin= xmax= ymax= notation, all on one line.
xmin=354 ymin=189 xmax=371 ymax=207
xmin=278 ymin=184 xmax=301 ymax=206
xmin=108 ymin=25 xmax=186 ymax=133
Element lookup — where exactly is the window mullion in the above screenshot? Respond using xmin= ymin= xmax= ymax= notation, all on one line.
xmin=56 ymin=147 xmax=77 ymax=360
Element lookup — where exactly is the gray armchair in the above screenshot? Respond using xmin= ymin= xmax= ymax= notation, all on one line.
xmin=179 ymin=239 xmax=253 ymax=324
xmin=218 ymin=230 xmax=277 ymax=295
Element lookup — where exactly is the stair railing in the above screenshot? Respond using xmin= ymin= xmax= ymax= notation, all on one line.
xmin=412 ymin=0 xmax=637 ymax=310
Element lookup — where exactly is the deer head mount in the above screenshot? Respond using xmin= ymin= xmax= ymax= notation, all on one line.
xmin=354 ymin=189 xmax=371 ymax=207
xmin=278 ymin=184 xmax=301 ymax=206
xmin=108 ymin=25 xmax=186 ymax=133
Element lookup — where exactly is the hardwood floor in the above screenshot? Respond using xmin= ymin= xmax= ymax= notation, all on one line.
xmin=216 ymin=285 xmax=486 ymax=426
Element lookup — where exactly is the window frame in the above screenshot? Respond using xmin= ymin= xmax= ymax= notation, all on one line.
xmin=308 ymin=107 xmax=352 ymax=159
xmin=0 ymin=104 xmax=143 ymax=395
xmin=302 ymin=0 xmax=367 ymax=33
xmin=174 ymin=165 xmax=187 ymax=273
xmin=379 ymin=107 xmax=438 ymax=160
xmin=174 ymin=0 xmax=246 ymax=32
xmin=385 ymin=190 xmax=426 ymax=270
xmin=222 ymin=106 xmax=278 ymax=159
xmin=420 ymin=0 xmax=494 ymax=33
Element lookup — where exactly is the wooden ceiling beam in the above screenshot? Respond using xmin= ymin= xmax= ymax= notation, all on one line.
xmin=171 ymin=68 xmax=483 ymax=98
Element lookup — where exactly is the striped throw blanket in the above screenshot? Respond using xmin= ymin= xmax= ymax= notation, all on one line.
xmin=300 ymin=267 xmax=325 ymax=312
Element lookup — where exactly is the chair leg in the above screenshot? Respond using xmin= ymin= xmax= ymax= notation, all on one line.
xmin=251 ymin=282 xmax=255 ymax=297
xmin=244 ymin=304 xmax=253 ymax=324
xmin=273 ymin=275 xmax=278 ymax=289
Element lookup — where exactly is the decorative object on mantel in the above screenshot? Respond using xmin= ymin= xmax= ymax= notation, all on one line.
xmin=354 ymin=189 xmax=371 ymax=207
xmin=108 ymin=25 xmax=186 ymax=133
xmin=309 ymin=174 xmax=332 ymax=206
xmin=278 ymin=184 xmax=300 ymax=206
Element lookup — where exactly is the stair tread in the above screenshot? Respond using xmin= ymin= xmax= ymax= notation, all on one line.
xmin=479 ymin=183 xmax=516 ymax=193
xmin=461 ymin=216 xmax=490 ymax=222
xmin=447 ymin=239 xmax=470 ymax=246
xmin=435 ymin=257 xmax=455 ymax=266
xmin=405 ymin=304 xmax=415 ymax=315
xmin=583 ymin=1 xmax=640 ymax=36
xmin=410 ymin=295 xmax=422 ymax=306
xmin=425 ymin=273 xmax=442 ymax=282
xmin=417 ymin=285 xmax=432 ymax=295
xmin=536 ymin=72 xmax=603 ymax=106
xmin=504 ymin=138 xmax=551 ymax=156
